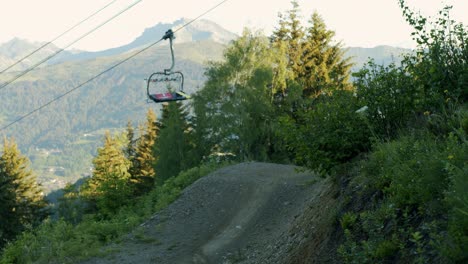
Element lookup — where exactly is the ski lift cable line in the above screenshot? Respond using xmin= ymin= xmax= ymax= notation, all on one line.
xmin=0 ymin=0 xmax=231 ymax=133
xmin=0 ymin=0 xmax=143 ymax=91
xmin=0 ymin=0 xmax=119 ymax=76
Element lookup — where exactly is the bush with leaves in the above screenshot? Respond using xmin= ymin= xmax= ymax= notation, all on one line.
xmin=353 ymin=61 xmax=418 ymax=139
xmin=399 ymin=0 xmax=468 ymax=109
xmin=442 ymin=131 xmax=468 ymax=260
xmin=279 ymin=90 xmax=371 ymax=173
xmin=353 ymin=1 xmax=467 ymax=142
xmin=338 ymin=2 xmax=468 ymax=262
xmin=339 ymin=130 xmax=468 ymax=263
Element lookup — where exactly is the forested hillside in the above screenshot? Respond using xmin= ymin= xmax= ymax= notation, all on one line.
xmin=1 ymin=0 xmax=466 ymax=262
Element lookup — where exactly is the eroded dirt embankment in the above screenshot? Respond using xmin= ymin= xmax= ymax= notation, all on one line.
xmin=83 ymin=162 xmax=338 ymax=264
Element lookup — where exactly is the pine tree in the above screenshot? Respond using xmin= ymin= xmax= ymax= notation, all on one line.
xmin=125 ymin=120 xmax=138 ymax=179
xmin=272 ymin=2 xmax=352 ymax=98
xmin=272 ymin=0 xmax=305 ymax=78
xmin=57 ymin=182 xmax=83 ymax=224
xmin=287 ymin=0 xmax=305 ymax=76
xmin=0 ymin=138 xmax=46 ymax=247
xmin=124 ymin=120 xmax=136 ymax=162
xmin=154 ymin=102 xmax=193 ymax=185
xmin=81 ymin=132 xmax=131 ymax=215
xmin=300 ymin=12 xmax=352 ymax=97
xmin=131 ymin=109 xmax=158 ymax=194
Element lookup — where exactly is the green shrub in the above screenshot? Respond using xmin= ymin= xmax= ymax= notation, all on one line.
xmin=340 ymin=212 xmax=358 ymax=230
xmin=374 ymin=239 xmax=400 ymax=259
xmin=279 ymin=90 xmax=371 ymax=174
xmin=340 ymin=131 xmax=468 ymax=263
xmin=441 ymin=134 xmax=468 ymax=261
xmin=353 ymin=61 xmax=418 ymax=139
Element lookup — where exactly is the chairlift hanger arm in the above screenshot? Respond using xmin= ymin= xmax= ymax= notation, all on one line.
xmin=163 ymin=29 xmax=175 ymax=74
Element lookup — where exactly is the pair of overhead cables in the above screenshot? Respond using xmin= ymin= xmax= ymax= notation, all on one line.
xmin=0 ymin=0 xmax=143 ymax=91
xmin=0 ymin=0 xmax=230 ymax=132
xmin=0 ymin=0 xmax=118 ymax=76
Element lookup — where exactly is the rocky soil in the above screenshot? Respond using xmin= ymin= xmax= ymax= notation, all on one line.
xmin=82 ymin=162 xmax=338 ymax=264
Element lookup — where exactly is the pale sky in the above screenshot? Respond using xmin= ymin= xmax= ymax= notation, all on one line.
xmin=0 ymin=0 xmax=467 ymax=51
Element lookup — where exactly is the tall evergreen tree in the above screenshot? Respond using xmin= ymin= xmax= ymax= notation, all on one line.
xmin=131 ymin=109 xmax=158 ymax=194
xmin=153 ymin=102 xmax=193 ymax=185
xmin=272 ymin=2 xmax=352 ymax=98
xmin=271 ymin=3 xmax=355 ymax=166
xmin=0 ymin=138 xmax=46 ymax=247
xmin=272 ymin=0 xmax=304 ymax=78
xmin=124 ymin=120 xmax=136 ymax=162
xmin=125 ymin=120 xmax=139 ymax=181
xmin=301 ymin=12 xmax=352 ymax=97
xmin=81 ymin=132 xmax=131 ymax=215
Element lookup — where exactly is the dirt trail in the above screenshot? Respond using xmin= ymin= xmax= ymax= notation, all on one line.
xmin=83 ymin=162 xmax=336 ymax=264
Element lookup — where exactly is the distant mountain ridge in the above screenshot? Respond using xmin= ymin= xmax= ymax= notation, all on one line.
xmin=48 ymin=18 xmax=238 ymax=64
xmin=0 ymin=18 xmax=410 ymax=72
xmin=0 ymin=38 xmax=76 ymax=72
xmin=0 ymin=18 xmax=238 ymax=70
xmin=346 ymin=45 xmax=410 ymax=71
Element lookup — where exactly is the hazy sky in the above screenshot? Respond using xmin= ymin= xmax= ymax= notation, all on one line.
xmin=0 ymin=0 xmax=467 ymax=51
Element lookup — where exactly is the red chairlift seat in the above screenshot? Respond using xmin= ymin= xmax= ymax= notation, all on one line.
xmin=149 ymin=90 xmax=190 ymax=103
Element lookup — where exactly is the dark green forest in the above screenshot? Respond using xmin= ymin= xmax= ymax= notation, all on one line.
xmin=1 ymin=0 xmax=467 ymax=263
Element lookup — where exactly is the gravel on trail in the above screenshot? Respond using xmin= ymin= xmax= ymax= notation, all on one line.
xmin=83 ymin=162 xmax=335 ymax=264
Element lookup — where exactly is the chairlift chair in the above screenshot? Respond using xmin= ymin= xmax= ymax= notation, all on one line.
xmin=146 ymin=29 xmax=190 ymax=103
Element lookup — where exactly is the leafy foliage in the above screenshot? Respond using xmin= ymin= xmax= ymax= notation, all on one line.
xmin=353 ymin=61 xmax=418 ymax=139
xmin=338 ymin=2 xmax=468 ymax=262
xmin=399 ymin=0 xmax=468 ymax=107
xmin=56 ymin=182 xmax=86 ymax=225
xmin=193 ymin=29 xmax=282 ymax=162
xmin=339 ymin=132 xmax=467 ymax=263
xmin=279 ymin=90 xmax=370 ymax=173
xmin=2 ymin=1 xmax=467 ymax=263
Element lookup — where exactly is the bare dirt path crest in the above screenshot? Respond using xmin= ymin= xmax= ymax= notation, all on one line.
xmin=83 ymin=162 xmax=333 ymax=264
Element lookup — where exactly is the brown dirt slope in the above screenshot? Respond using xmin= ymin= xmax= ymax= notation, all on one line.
xmin=82 ymin=162 xmax=339 ymax=264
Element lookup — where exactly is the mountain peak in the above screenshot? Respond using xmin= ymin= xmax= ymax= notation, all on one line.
xmin=136 ymin=18 xmax=237 ymax=46
xmin=44 ymin=18 xmax=237 ymax=65
xmin=0 ymin=38 xmax=63 ymax=71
